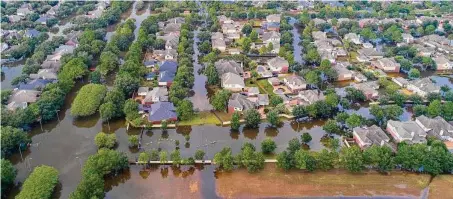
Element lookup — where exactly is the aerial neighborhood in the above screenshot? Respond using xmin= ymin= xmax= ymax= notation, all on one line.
xmin=1 ymin=1 xmax=453 ymax=199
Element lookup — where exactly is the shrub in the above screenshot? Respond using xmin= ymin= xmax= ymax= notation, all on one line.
xmin=94 ymin=132 xmax=116 ymax=149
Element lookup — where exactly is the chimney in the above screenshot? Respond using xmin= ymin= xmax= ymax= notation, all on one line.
xmin=411 ymin=132 xmax=415 ymax=138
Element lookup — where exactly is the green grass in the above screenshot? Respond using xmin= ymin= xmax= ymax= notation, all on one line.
xmin=257 ymin=79 xmax=275 ymax=96
xmin=178 ymin=111 xmax=221 ymax=126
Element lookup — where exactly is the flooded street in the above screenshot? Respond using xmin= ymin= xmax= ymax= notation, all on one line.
xmin=189 ymin=28 xmax=213 ymax=111
xmin=1 ymin=62 xmax=25 ymax=90
xmin=289 ymin=17 xmax=303 ymax=64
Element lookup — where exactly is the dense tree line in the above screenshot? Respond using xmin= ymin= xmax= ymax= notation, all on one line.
xmin=1 ymin=159 xmax=16 ymax=197
xmin=16 ymin=165 xmax=59 ymax=199
xmin=69 ymin=149 xmax=128 ymax=199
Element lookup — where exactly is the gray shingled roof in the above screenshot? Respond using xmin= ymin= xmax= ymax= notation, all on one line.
xmin=353 ymin=125 xmax=390 ymax=147
xmin=416 ymin=115 xmax=453 ymax=139
xmin=228 ymin=93 xmax=257 ymax=110
xmin=215 ymin=60 xmax=243 ymax=76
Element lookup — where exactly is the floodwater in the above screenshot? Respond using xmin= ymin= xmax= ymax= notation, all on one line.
xmin=189 ymin=28 xmax=213 ymax=111
xmin=1 ymin=61 xmax=25 ymax=90
xmin=289 ymin=17 xmax=303 ymax=64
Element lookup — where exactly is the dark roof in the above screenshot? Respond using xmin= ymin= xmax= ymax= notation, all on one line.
xmin=25 ymin=29 xmax=40 ymax=37
xmin=159 ymin=61 xmax=178 ymax=73
xmin=149 ymin=102 xmax=177 ymax=121
xmin=158 ymin=71 xmax=175 ymax=82
xmin=144 ymin=60 xmax=158 ymax=66
xmin=145 ymin=72 xmax=156 ymax=79
xmin=17 ymin=79 xmax=54 ymax=90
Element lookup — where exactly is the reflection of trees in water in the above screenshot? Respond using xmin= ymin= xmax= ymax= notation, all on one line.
xmin=289 ymin=119 xmax=326 ymax=132
xmin=104 ymin=168 xmax=132 ymax=191
xmin=242 ymin=127 xmax=259 ymax=139
xmin=264 ymin=127 xmax=279 ymax=137
xmin=229 ymin=130 xmax=239 ymax=139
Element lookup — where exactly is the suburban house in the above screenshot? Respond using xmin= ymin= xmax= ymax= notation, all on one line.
xmin=262 ymin=31 xmax=280 ymax=44
xmin=334 ymin=62 xmax=354 ymax=81
xmin=16 ymin=7 xmax=32 ymax=16
xmin=159 ymin=61 xmax=178 ymax=74
xmin=29 ymin=69 xmax=58 ymax=80
xmin=228 ymin=93 xmax=258 ymax=113
xmin=212 ymin=39 xmax=226 ymax=52
xmin=353 ymin=125 xmax=391 ymax=150
xmin=137 ymin=87 xmax=149 ymax=96
xmin=41 ymin=60 xmax=61 ymax=72
xmin=158 ymin=71 xmax=175 ymax=87
xmin=163 ymin=23 xmax=181 ymax=35
xmin=246 ymin=87 xmax=260 ymax=97
xmin=353 ymin=72 xmax=368 ymax=82
xmin=413 ymin=44 xmax=435 ymax=57
xmin=7 ymin=89 xmax=41 ymax=111
xmin=312 ymin=31 xmax=327 ymax=40
xmin=218 ymin=15 xmax=233 ymax=24
xmin=433 ymin=55 xmax=452 ymax=70
xmin=419 ymin=34 xmax=452 ymax=54
xmin=257 ymin=65 xmax=273 ymax=78
xmin=17 ymin=79 xmax=54 ymax=90
xmin=358 ymin=18 xmax=378 ymax=28
xmin=257 ymin=94 xmax=269 ymax=106
xmin=148 ymin=102 xmax=177 ymax=124
xmin=268 ymin=77 xmax=280 ymax=86
xmin=313 ymin=18 xmax=327 ymax=26
xmin=352 ymin=81 xmax=379 ymax=100
xmin=153 ymin=49 xmax=178 ymax=60
xmin=267 ymin=56 xmax=289 ymax=74
xmin=406 ymin=78 xmax=440 ymax=97
xmin=215 ymin=60 xmax=243 ymax=76
xmin=415 ymin=115 xmax=453 ymax=141
xmin=402 ymin=33 xmax=414 ymax=43
xmin=35 ymin=15 xmax=54 ymax=25
xmin=266 ymin=14 xmax=281 ymax=23
xmin=392 ymin=77 xmax=409 ymax=88
xmin=344 ymin=33 xmax=361 ymax=45
xmin=357 ymin=48 xmax=384 ymax=62
xmin=284 ymin=75 xmax=307 ymax=93
xmin=144 ymin=59 xmax=158 ymax=68
xmin=157 ymin=34 xmax=179 ymax=50
xmin=24 ymin=29 xmax=40 ymax=38
xmin=371 ymin=57 xmax=400 ymax=72
xmin=296 ymin=90 xmax=325 ymax=105
xmin=143 ymin=87 xmax=168 ymax=105
xmin=221 ymin=72 xmax=245 ymax=91
xmin=387 ymin=120 xmax=427 ymax=144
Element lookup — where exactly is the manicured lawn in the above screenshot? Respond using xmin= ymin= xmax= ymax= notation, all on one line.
xmin=257 ymin=79 xmax=275 ymax=95
xmin=178 ymin=111 xmax=221 ymax=126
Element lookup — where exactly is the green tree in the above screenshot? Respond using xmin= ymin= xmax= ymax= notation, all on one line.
xmin=323 ymin=119 xmax=340 ymax=134
xmin=261 ymin=138 xmax=277 ymax=154
xmin=244 ymin=109 xmax=261 ymax=128
xmin=294 ymin=149 xmax=317 ymax=171
xmin=250 ymin=29 xmax=258 ymax=42
xmin=241 ymin=24 xmax=252 ymax=35
xmin=304 ymin=71 xmax=320 ymax=86
xmin=123 ymin=99 xmax=139 ymax=121
xmin=194 ymin=149 xmax=205 ymax=160
xmin=150 ymin=150 xmax=159 ymax=161
xmin=159 ymin=151 xmax=168 ymax=164
xmin=427 ymin=100 xmax=441 ymax=117
xmin=71 ymin=84 xmax=107 ymax=117
xmin=408 ymin=68 xmax=420 ymax=79
xmin=267 ymin=110 xmax=280 ymax=127
xmin=98 ymin=51 xmax=118 ymax=75
xmin=287 ymin=138 xmax=301 ymax=154
xmin=205 ymin=63 xmax=219 ymax=85
xmin=301 ymin=132 xmax=312 ymax=143
xmin=292 ymin=105 xmax=307 ymax=118
xmin=138 ymin=152 xmax=150 ymax=164
xmin=276 ymin=150 xmax=294 ymax=170
xmin=1 ymin=159 xmax=16 ymax=195
xmin=441 ymin=101 xmax=453 ymax=121
xmin=236 ymin=143 xmax=265 ymax=173
xmin=170 ymin=150 xmax=182 ymax=165
xmin=0 ymin=126 xmax=31 ymax=157
xmin=345 ymin=113 xmax=363 ymax=128
xmin=128 ymin=135 xmax=139 ymax=147
xmin=269 ymin=95 xmax=283 ymax=106
xmin=242 ymin=37 xmax=252 ymax=53
xmin=176 ymin=99 xmax=194 ymax=121
xmin=413 ymin=105 xmax=427 ymax=117
xmin=94 ymin=132 xmax=116 ymax=149
xmin=341 ymin=146 xmax=364 ymax=172
xmin=211 ymin=89 xmax=231 ymax=111
xmin=363 ymin=145 xmax=394 ymax=172
xmin=16 ymin=165 xmax=59 ymax=199
xmin=315 ymin=149 xmax=337 ymax=171
xmin=213 ymin=147 xmax=234 ymax=171
xmin=230 ymin=111 xmax=241 ymax=131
